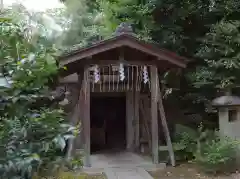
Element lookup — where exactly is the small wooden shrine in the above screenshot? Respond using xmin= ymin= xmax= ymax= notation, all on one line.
xmin=58 ymin=23 xmax=187 ymax=167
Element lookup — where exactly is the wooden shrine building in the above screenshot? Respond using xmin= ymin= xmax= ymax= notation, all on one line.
xmin=58 ymin=23 xmax=187 ymax=167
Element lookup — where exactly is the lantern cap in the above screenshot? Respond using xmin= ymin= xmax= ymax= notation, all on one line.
xmin=212 ymin=95 xmax=240 ymax=107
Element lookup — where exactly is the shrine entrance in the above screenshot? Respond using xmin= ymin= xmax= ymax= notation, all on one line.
xmin=59 ymin=23 xmax=187 ymax=167
xmin=90 ymin=93 xmax=126 ymax=153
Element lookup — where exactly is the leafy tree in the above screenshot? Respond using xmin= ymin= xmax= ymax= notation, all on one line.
xmin=55 ymin=0 xmax=102 ymax=53
xmin=192 ymin=20 xmax=240 ymax=91
xmin=97 ymin=0 xmax=155 ymax=41
xmin=0 ymin=10 xmax=76 ymax=179
xmin=191 ymin=0 xmax=240 ymax=93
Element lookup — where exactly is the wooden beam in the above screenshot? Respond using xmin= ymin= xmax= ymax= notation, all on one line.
xmin=150 ymin=66 xmax=159 ymax=164
xmin=126 ymin=91 xmax=134 ymax=151
xmin=157 ymin=75 xmax=176 ymax=166
xmin=73 ymin=73 xmax=84 ymax=152
xmin=60 ymin=41 xmax=124 ymax=66
xmin=122 ymin=39 xmax=186 ymax=68
xmin=82 ymin=67 xmax=91 ymax=167
xmin=139 ymin=95 xmax=152 ymax=151
xmin=134 ymin=90 xmax=140 ymax=150
xmin=66 ymin=76 xmax=83 ymax=158
xmin=60 ymin=35 xmax=186 ymax=68
xmin=87 ymin=60 xmax=159 ymax=66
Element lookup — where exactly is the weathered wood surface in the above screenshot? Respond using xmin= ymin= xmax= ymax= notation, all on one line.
xmin=73 ymin=73 xmax=85 ymax=153
xmin=139 ymin=95 xmax=151 ymax=153
xmin=66 ymin=85 xmax=81 ymax=158
xmin=157 ymin=75 xmax=176 ymax=167
xmin=150 ymin=66 xmax=159 ymax=164
xmin=82 ymin=67 xmax=91 ymax=167
xmin=126 ymin=91 xmax=134 ymax=151
xmin=60 ymin=34 xmax=187 ymax=68
xmin=134 ymin=90 xmax=140 ymax=150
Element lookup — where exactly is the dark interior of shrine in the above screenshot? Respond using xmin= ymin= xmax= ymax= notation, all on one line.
xmin=90 ymin=93 xmax=126 ymax=153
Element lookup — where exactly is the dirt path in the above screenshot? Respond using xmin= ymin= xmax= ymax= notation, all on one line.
xmin=149 ymin=164 xmax=239 ymax=179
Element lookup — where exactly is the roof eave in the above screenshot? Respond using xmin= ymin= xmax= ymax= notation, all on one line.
xmin=60 ymin=34 xmax=187 ymax=68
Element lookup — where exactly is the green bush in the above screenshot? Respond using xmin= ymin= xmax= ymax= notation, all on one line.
xmin=195 ymin=136 xmax=238 ymax=174
xmin=0 ymin=14 xmax=81 ymax=179
xmin=33 ymin=171 xmax=86 ymax=179
xmin=172 ymin=124 xmax=239 ymax=174
xmin=172 ymin=124 xmax=198 ymax=161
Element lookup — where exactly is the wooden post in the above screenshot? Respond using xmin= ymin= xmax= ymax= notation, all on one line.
xmin=157 ymin=75 xmax=176 ymax=166
xmin=126 ymin=91 xmax=134 ymax=151
xmin=83 ymin=67 xmax=91 ymax=167
xmin=139 ymin=95 xmax=152 ymax=151
xmin=66 ymin=91 xmax=80 ymax=158
xmin=67 ymin=73 xmax=84 ymax=158
xmin=134 ymin=90 xmax=140 ymax=150
xmin=150 ymin=66 xmax=159 ymax=164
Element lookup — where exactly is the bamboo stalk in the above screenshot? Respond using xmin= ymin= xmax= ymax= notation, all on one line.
xmin=148 ymin=66 xmax=151 ymax=90
xmin=108 ymin=65 xmax=110 ymax=92
xmin=127 ymin=65 xmax=130 ymax=91
xmin=140 ymin=66 xmax=143 ymax=91
xmin=102 ymin=66 xmax=105 ymax=92
xmin=136 ymin=66 xmax=139 ymax=91
xmin=112 ymin=65 xmax=115 ymax=91
xmin=99 ymin=66 xmax=102 ymax=92
xmin=131 ymin=65 xmax=134 ymax=91
xmin=92 ymin=66 xmax=94 ymax=92
xmin=117 ymin=65 xmax=119 ymax=91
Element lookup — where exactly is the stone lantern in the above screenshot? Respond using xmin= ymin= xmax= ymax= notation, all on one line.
xmin=212 ymin=95 xmax=240 ymax=140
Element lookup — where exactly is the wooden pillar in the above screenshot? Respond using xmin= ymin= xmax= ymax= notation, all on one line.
xmin=134 ymin=90 xmax=140 ymax=150
xmin=66 ymin=88 xmax=81 ymax=158
xmin=157 ymin=75 xmax=175 ymax=166
xmin=126 ymin=91 xmax=134 ymax=151
xmin=82 ymin=67 xmax=91 ymax=167
xmin=65 ymin=72 xmax=84 ymax=158
xmin=69 ymin=73 xmax=84 ymax=156
xmin=150 ymin=66 xmax=159 ymax=164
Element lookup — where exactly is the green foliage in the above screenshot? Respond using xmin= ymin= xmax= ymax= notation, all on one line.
xmin=172 ymin=124 xmax=238 ymax=173
xmin=195 ymin=136 xmax=238 ymax=173
xmin=34 ymin=171 xmax=106 ymax=179
xmin=172 ymin=124 xmax=216 ymax=161
xmin=173 ymin=124 xmax=198 ymax=161
xmin=193 ymin=20 xmax=240 ymax=90
xmin=33 ymin=171 xmax=87 ymax=179
xmin=97 ymin=0 xmax=155 ymax=41
xmin=0 ymin=11 xmax=78 ymax=179
xmin=56 ymin=0 xmax=102 ymax=53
